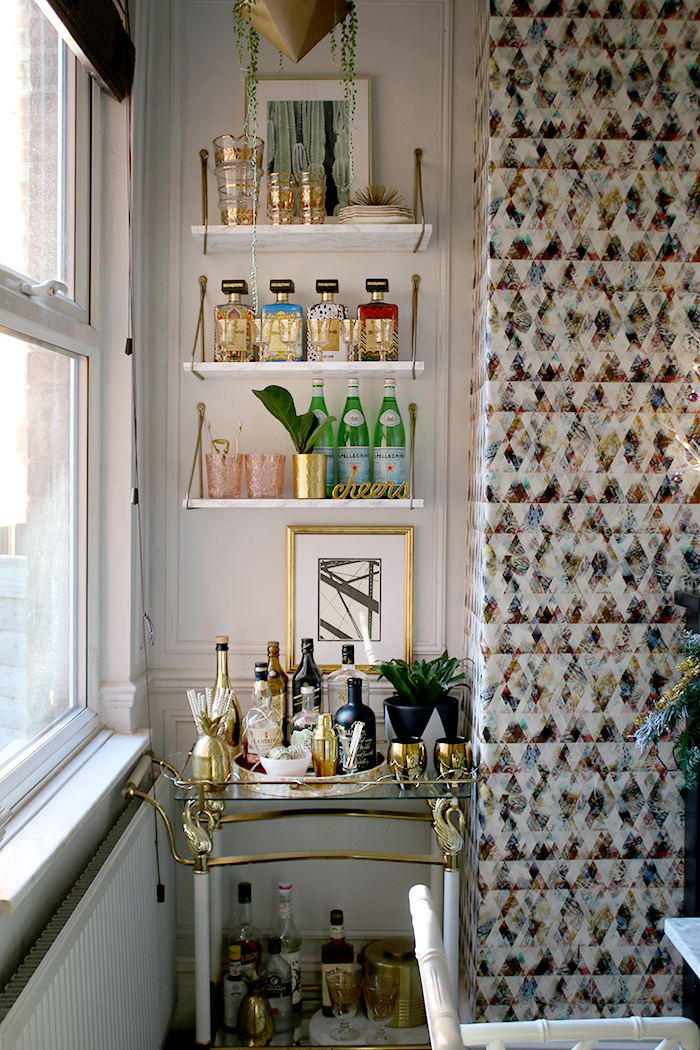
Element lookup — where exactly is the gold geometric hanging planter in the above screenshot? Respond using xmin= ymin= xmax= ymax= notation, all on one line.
xmin=238 ymin=0 xmax=350 ymax=63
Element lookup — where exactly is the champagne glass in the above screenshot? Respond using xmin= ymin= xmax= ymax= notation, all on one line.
xmin=340 ymin=318 xmax=362 ymax=362
xmin=279 ymin=316 xmax=302 ymax=362
xmin=374 ymin=317 xmax=394 ymax=362
xmin=362 ymin=975 xmax=399 ymax=1043
xmin=253 ymin=317 xmax=272 ymax=362
xmin=326 ymin=972 xmax=362 ymax=1041
xmin=307 ymin=317 xmax=330 ymax=362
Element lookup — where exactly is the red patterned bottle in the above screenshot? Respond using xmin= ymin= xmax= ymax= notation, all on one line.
xmin=358 ymin=278 xmax=398 ymax=361
xmin=214 ymin=279 xmax=254 ymax=361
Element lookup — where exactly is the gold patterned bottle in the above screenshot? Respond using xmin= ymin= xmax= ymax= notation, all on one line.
xmin=214 ymin=279 xmax=254 ymax=361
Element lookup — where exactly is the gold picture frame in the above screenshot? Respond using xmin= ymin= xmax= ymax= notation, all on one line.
xmin=286 ymin=525 xmax=414 ymax=673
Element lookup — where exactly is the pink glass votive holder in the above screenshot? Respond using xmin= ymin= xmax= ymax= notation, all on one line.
xmin=245 ymin=453 xmax=286 ymax=498
xmin=206 ymin=453 xmax=243 ymax=499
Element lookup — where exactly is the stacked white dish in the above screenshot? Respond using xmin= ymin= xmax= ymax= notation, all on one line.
xmin=338 ymin=205 xmax=414 ymax=225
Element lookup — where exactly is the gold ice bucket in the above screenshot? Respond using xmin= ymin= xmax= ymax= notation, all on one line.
xmin=360 ymin=937 xmax=426 ymax=1028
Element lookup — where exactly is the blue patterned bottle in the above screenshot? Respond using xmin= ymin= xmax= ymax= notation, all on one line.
xmin=262 ymin=279 xmax=303 ymax=361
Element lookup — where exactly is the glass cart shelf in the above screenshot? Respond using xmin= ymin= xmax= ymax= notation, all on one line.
xmin=191 ymin=224 xmax=433 ymax=254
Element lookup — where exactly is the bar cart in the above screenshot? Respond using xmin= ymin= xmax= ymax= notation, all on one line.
xmin=124 ymin=753 xmax=474 ymax=1048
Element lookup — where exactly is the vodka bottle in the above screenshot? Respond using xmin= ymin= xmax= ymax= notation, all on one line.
xmin=274 ymin=881 xmax=302 ymax=1013
xmin=258 ymin=936 xmax=293 ymax=1034
xmin=373 ymin=377 xmax=406 ymax=489
xmin=309 ymin=378 xmax=335 ymax=497
xmin=327 ymin=645 xmax=369 ymax=717
xmin=336 ymin=378 xmax=370 ymax=486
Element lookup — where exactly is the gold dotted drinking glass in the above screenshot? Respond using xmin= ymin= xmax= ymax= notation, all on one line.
xmin=307 ymin=318 xmax=330 ymax=362
xmin=279 ymin=316 xmax=302 ymax=361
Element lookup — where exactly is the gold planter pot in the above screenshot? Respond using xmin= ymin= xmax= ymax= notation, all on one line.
xmin=293 ymin=453 xmax=326 ymax=498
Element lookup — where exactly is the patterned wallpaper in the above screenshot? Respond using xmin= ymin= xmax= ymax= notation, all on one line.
xmin=476 ymin=0 xmax=700 ymax=1019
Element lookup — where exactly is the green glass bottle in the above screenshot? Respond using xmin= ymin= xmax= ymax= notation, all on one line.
xmin=373 ymin=377 xmax=406 ymax=491
xmin=336 ymin=378 xmax=370 ymax=486
xmin=309 ymin=379 xmax=335 ymax=497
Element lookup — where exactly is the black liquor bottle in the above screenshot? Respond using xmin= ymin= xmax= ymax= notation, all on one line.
xmin=333 ymin=677 xmax=376 ymax=772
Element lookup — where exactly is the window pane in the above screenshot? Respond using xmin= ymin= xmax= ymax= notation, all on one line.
xmin=0 ymin=0 xmax=66 ymax=285
xmin=0 ymin=332 xmax=79 ymax=768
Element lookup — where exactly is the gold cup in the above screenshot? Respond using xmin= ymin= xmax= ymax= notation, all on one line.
xmin=388 ymin=737 xmax=427 ymax=784
xmin=433 ymin=737 xmax=471 ymax=781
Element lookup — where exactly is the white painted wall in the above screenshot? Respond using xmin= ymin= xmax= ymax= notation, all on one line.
xmin=134 ymin=0 xmax=475 ymax=1023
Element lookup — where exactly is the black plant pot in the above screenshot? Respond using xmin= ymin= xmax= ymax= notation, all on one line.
xmin=384 ymin=696 xmax=459 ymax=771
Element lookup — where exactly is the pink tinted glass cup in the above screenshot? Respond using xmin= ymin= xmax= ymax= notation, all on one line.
xmin=206 ymin=453 xmax=243 ymax=499
xmin=245 ymin=453 xmax=285 ymax=498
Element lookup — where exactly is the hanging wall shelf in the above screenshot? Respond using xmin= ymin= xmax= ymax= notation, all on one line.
xmin=182 ymin=498 xmax=425 ymax=509
xmin=183 ymin=361 xmax=425 ymax=378
xmin=191 ymin=223 xmax=433 ymax=254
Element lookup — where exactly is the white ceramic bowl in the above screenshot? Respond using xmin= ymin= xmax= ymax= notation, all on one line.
xmin=259 ymin=754 xmax=311 ymax=779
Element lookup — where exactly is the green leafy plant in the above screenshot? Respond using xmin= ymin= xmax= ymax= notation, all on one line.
xmin=635 ymin=630 xmax=700 ymax=785
xmin=378 ymin=650 xmax=466 ymax=708
xmin=253 ymin=385 xmax=335 ymax=454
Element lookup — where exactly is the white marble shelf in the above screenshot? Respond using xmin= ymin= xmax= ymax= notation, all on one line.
xmin=665 ymin=918 xmax=700 ymax=978
xmin=191 ymin=223 xmax=433 ymax=253
xmin=182 ymin=497 xmax=424 ymax=509
xmin=183 ymin=360 xmax=425 ymax=378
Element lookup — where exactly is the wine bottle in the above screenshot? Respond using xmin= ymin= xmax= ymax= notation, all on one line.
xmin=327 ymin=645 xmax=369 ymax=717
xmin=373 ymin=377 xmax=406 ymax=490
xmin=321 ymin=909 xmax=354 ymax=1016
xmin=214 ymin=278 xmax=254 ymax=362
xmin=274 ymin=881 xmax=302 ymax=1013
xmin=213 ymin=635 xmax=241 ymax=757
xmin=266 ymin=641 xmax=288 ymax=742
xmin=291 ymin=637 xmax=322 ymax=716
xmin=358 ymin=278 xmax=398 ymax=360
xmin=229 ymin=881 xmax=263 ymax=979
xmin=333 ymin=677 xmax=376 ymax=772
xmin=336 ymin=378 xmax=370 ymax=486
xmin=307 ymin=279 xmax=348 ymax=359
xmin=309 ymin=378 xmax=335 ymax=497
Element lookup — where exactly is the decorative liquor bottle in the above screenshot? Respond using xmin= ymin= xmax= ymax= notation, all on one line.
xmin=274 ymin=881 xmax=302 ymax=1014
xmin=336 ymin=378 xmax=370 ymax=486
xmin=373 ymin=377 xmax=406 ymax=490
xmin=358 ymin=278 xmax=398 ymax=360
xmin=333 ymin=677 xmax=376 ymax=772
xmin=244 ymin=662 xmax=283 ymax=764
xmin=262 ymin=279 xmax=303 ymax=361
xmin=229 ymin=881 xmax=263 ymax=979
xmin=291 ymin=637 xmax=322 ymax=716
xmin=321 ymin=909 xmax=354 ymax=1017
xmin=266 ymin=641 xmax=288 ymax=742
xmin=307 ymin=279 xmax=348 ymax=360
xmin=327 ymin=645 xmax=369 ymax=716
xmin=309 ymin=379 xmax=335 ymax=497
xmin=214 ymin=279 xmax=254 ymax=361
xmin=213 ymin=635 xmax=242 ymax=757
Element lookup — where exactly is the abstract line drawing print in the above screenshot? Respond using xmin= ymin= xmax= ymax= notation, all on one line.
xmin=318 ymin=558 xmax=381 ymax=641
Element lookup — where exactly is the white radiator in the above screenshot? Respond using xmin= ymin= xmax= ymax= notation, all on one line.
xmin=0 ymin=779 xmax=176 ymax=1050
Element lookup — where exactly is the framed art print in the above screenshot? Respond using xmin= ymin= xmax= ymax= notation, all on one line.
xmin=286 ymin=525 xmax=413 ymax=672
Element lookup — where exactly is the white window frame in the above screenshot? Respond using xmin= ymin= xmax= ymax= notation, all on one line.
xmin=0 ymin=37 xmax=100 ymax=835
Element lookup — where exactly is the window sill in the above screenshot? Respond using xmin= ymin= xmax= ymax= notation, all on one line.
xmin=0 ymin=729 xmax=150 ymax=916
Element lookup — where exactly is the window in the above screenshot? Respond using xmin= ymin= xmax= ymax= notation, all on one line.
xmin=0 ymin=0 xmax=94 ymax=830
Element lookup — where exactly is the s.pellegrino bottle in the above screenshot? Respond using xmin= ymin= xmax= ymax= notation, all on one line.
xmin=336 ymin=378 xmax=370 ymax=486
xmin=333 ymin=677 xmax=376 ymax=772
xmin=291 ymin=637 xmax=322 ymax=716
xmin=274 ymin=881 xmax=302 ymax=1013
xmin=309 ymin=379 xmax=335 ymax=497
xmin=229 ymin=881 xmax=263 ymax=979
xmin=373 ymin=377 xmax=406 ymax=491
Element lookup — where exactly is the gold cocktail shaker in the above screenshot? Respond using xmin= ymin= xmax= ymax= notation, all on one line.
xmin=311 ymin=713 xmax=338 ymax=776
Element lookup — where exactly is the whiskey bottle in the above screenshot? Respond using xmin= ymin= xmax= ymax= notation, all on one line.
xmin=214 ymin=279 xmax=254 ymax=362
xmin=274 ymin=881 xmax=302 ymax=1013
xmin=230 ymin=881 xmax=263 ymax=979
xmin=258 ymin=936 xmax=293 ymax=1034
xmin=266 ymin=641 xmax=288 ymax=741
xmin=262 ymin=279 xmax=303 ymax=361
xmin=336 ymin=378 xmax=370 ymax=486
xmin=333 ymin=677 xmax=376 ymax=772
xmin=307 ymin=279 xmax=348 ymax=359
xmin=309 ymin=379 xmax=335 ymax=497
xmin=321 ymin=909 xmax=354 ymax=1016
xmin=373 ymin=377 xmax=406 ymax=489
xmin=327 ymin=645 xmax=369 ymax=717
xmin=358 ymin=278 xmax=398 ymax=361
xmin=213 ymin=635 xmax=242 ymax=757
xmin=291 ymin=637 xmax=322 ymax=716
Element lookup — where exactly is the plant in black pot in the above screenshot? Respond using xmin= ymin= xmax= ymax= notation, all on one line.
xmin=378 ymin=651 xmax=466 ymax=771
